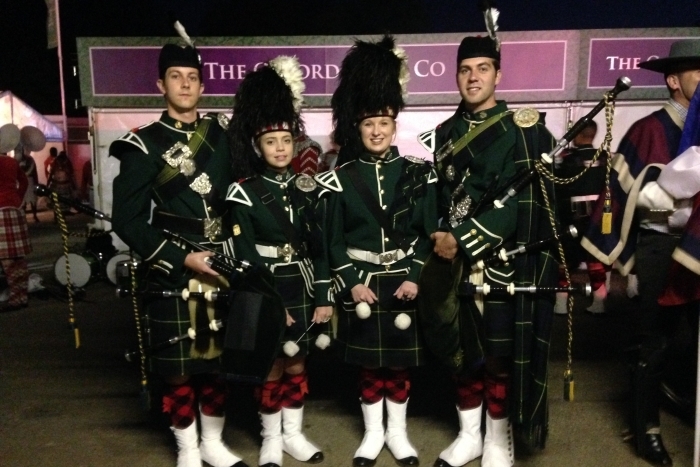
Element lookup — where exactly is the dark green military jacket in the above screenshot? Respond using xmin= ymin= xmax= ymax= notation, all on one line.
xmin=110 ymin=111 xmax=233 ymax=289
xmin=316 ymin=147 xmax=438 ymax=297
xmin=434 ymin=101 xmax=519 ymax=265
xmin=226 ymin=168 xmax=333 ymax=307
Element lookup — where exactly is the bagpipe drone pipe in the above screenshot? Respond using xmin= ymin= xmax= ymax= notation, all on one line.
xmin=121 ymin=230 xmax=287 ymax=385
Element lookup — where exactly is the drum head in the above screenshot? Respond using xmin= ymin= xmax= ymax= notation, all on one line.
xmin=106 ymin=253 xmax=132 ymax=285
xmin=54 ymin=253 xmax=95 ymax=287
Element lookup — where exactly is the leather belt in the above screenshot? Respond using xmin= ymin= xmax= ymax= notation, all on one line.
xmin=151 ymin=209 xmax=222 ymax=240
xmin=346 ymin=247 xmax=412 ymax=265
xmin=256 ymin=243 xmax=296 ymax=263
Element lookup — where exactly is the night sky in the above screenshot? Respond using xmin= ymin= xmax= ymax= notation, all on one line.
xmin=2 ymin=0 xmax=699 ymax=116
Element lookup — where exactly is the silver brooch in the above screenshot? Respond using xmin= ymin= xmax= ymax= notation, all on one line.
xmin=449 ymin=196 xmax=472 ymax=227
xmin=217 ymin=113 xmax=230 ymax=130
xmin=162 ymin=142 xmax=193 ymax=169
xmin=180 ymin=159 xmax=196 ymax=176
xmin=445 ymin=165 xmax=455 ymax=181
xmin=295 ymin=174 xmax=317 ymax=192
xmin=189 ymin=173 xmax=212 ymax=195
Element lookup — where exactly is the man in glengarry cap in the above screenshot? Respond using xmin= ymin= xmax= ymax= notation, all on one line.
xmin=110 ymin=23 xmax=248 ymax=467
xmin=416 ymin=3 xmax=559 ymax=466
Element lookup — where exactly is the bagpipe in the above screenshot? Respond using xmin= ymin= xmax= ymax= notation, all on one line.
xmin=121 ymin=230 xmax=287 ymax=385
xmin=417 ymin=77 xmax=632 ymax=385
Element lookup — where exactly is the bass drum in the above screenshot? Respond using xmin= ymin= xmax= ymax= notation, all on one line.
xmin=106 ymin=253 xmax=133 ymax=285
xmin=54 ymin=252 xmax=100 ymax=287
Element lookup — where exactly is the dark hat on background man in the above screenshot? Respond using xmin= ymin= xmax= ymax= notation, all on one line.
xmin=158 ymin=21 xmax=202 ymax=78
xmin=639 ymin=39 xmax=700 ymax=74
xmin=331 ymin=35 xmax=409 ymax=157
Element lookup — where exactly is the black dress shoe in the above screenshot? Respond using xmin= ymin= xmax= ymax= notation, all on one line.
xmin=433 ymin=459 xmax=453 ymax=467
xmin=396 ymin=455 xmax=419 ymax=466
xmin=232 ymin=462 xmax=249 ymax=467
xmin=641 ymin=433 xmax=673 ymax=465
xmin=353 ymin=456 xmax=376 ymax=467
xmin=259 ymin=463 xmax=280 ymax=467
xmin=306 ymin=452 xmax=324 ymax=463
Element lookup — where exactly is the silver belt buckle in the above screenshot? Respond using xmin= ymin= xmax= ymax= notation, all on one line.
xmin=278 ymin=244 xmax=294 ymax=262
xmin=203 ymin=217 xmax=222 ymax=240
xmin=378 ymin=251 xmax=398 ymax=264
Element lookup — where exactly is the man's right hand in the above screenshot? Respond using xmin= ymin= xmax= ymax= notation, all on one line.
xmin=184 ymin=251 xmax=219 ymax=276
xmin=351 ymin=284 xmax=377 ymax=304
xmin=431 ymin=231 xmax=459 ymax=260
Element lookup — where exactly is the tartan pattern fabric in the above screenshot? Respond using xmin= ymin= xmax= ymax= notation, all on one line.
xmin=281 ymin=371 xmax=309 ymax=408
xmin=145 ymin=295 xmax=223 ymax=377
xmin=485 ymin=373 xmax=509 ymax=419
xmin=359 ymin=367 xmax=385 ymax=403
xmin=256 ymin=378 xmax=284 ymax=413
xmin=274 ymin=264 xmax=326 ymax=357
xmin=336 ymin=272 xmax=426 ymax=368
xmin=509 ymin=122 xmax=558 ymax=449
xmin=199 ymin=374 xmax=228 ymax=417
xmin=587 ymin=261 xmax=607 ymax=291
xmin=163 ymin=382 xmax=197 ymax=428
xmin=455 ymin=370 xmax=484 ymax=410
xmin=384 ymin=368 xmax=410 ymax=403
xmin=0 ymin=207 xmax=31 ymax=258
xmin=0 ymin=258 xmax=28 ymax=306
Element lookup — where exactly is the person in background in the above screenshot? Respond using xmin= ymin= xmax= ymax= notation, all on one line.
xmin=0 ymin=124 xmax=32 ymax=312
xmin=18 ymin=147 xmax=40 ymax=222
xmin=582 ymin=39 xmax=700 ymax=466
xmin=47 ymin=150 xmax=76 ymax=217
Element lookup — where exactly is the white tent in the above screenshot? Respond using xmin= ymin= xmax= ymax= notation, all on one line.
xmin=0 ymin=91 xmax=64 ymax=142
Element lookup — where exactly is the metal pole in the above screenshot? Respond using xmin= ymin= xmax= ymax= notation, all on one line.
xmin=54 ymin=0 xmax=69 ymax=151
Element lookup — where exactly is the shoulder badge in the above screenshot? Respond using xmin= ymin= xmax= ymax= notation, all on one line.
xmin=314 ymin=170 xmax=343 ymax=192
xmin=225 ymin=183 xmax=253 ymax=206
xmin=513 ymin=108 xmax=540 ymax=128
xmin=403 ymin=155 xmax=428 ymax=165
xmin=217 ymin=113 xmax=230 ymax=130
xmin=295 ymin=173 xmax=317 ymax=192
xmin=417 ymin=128 xmax=436 ymax=154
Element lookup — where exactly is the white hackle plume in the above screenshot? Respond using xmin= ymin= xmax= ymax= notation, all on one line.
xmin=481 ymin=3 xmax=501 ymax=51
xmin=269 ymin=55 xmax=306 ymax=112
xmin=173 ymin=21 xmax=195 ymax=48
xmin=392 ymin=46 xmax=410 ymax=99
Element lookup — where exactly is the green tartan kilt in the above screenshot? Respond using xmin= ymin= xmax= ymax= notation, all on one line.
xmin=462 ymin=294 xmax=515 ymax=362
xmin=274 ymin=263 xmax=328 ymax=357
xmin=145 ymin=295 xmax=223 ymax=377
xmin=336 ymin=271 xmax=426 ymax=368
